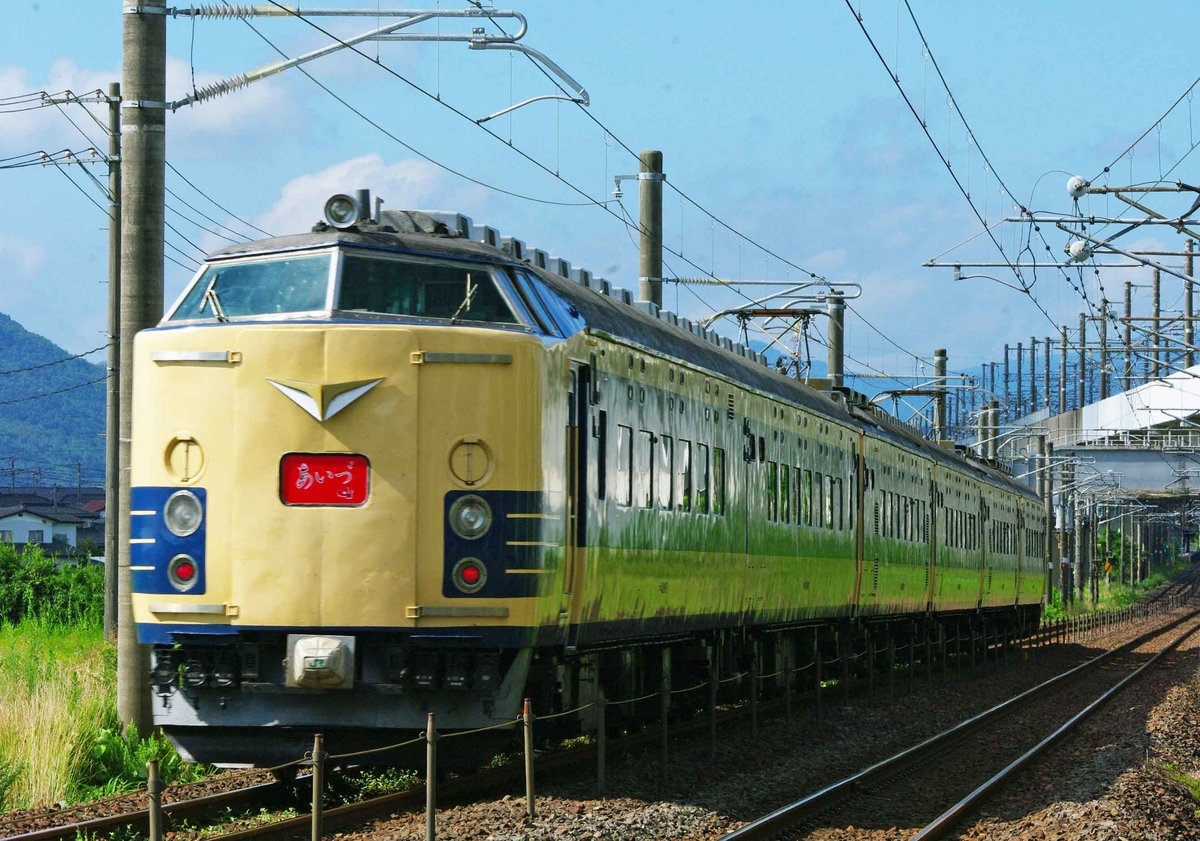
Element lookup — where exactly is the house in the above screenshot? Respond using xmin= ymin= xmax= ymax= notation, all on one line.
xmin=0 ymin=504 xmax=86 ymax=550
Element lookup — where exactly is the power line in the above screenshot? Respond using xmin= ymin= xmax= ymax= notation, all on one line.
xmin=1092 ymin=75 xmax=1200 ymax=184
xmin=165 ymin=160 xmax=275 ymax=238
xmin=0 ymin=344 xmax=109 ymax=376
xmin=0 ymin=377 xmax=105 ymax=406
xmin=164 ymin=185 xmax=253 ymax=242
xmin=166 ymin=200 xmax=243 ymax=244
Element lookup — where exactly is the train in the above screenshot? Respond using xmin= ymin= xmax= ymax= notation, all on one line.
xmin=130 ymin=189 xmax=1047 ymax=765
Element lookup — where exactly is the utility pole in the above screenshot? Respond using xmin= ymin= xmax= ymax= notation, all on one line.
xmin=1123 ymin=281 xmax=1133 ymax=391
xmin=1043 ymin=439 xmax=1055 ymax=603
xmin=1002 ymin=344 xmax=1010 ymax=422
xmin=119 ymin=0 xmax=167 ymax=734
xmin=104 ymin=82 xmax=122 ymax=641
xmin=1187 ymin=239 xmax=1195 ymax=369
xmin=986 ymin=400 xmax=999 ymax=460
xmin=1099 ymin=300 xmax=1109 ymax=400
xmin=826 ymin=292 xmax=844 ymax=389
xmin=1015 ymin=342 xmax=1024 ymax=418
xmin=1029 ymin=336 xmax=1038 ymax=412
xmin=1043 ymin=337 xmax=1051 ymax=414
xmin=4 ymin=456 xmax=15 ymax=490
xmin=1059 ymin=327 xmax=1068 ymax=412
xmin=637 ymin=150 xmax=663 ymax=308
xmin=1152 ymin=268 xmax=1161 ymax=379
xmin=1077 ymin=313 xmax=1087 ymax=410
xmin=933 ymin=348 xmax=947 ymax=440
xmin=1074 ymin=493 xmax=1086 ymax=604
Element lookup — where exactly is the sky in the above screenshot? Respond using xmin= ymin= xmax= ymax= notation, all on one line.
xmin=2 ymin=1 xmax=1199 ymax=389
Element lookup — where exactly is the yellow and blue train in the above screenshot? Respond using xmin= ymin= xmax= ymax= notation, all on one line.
xmin=131 ymin=191 xmax=1046 ymax=764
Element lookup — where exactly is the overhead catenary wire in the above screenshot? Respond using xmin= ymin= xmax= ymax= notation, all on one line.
xmin=0 ymin=343 xmax=110 ymax=376
xmin=0 ymin=377 xmax=105 ymax=406
xmin=165 ymin=161 xmax=275 ymax=238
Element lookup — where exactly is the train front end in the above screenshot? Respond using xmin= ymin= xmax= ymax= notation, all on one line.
xmin=130 ymin=202 xmax=569 ymax=764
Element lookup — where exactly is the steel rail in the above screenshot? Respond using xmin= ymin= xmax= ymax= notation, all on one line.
xmin=717 ymin=605 xmax=1199 ymax=841
xmin=912 ymin=612 xmax=1200 ymax=840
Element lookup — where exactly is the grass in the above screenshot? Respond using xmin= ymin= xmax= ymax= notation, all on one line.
xmin=1043 ymin=558 xmax=1192 ymax=621
xmin=0 ymin=621 xmax=207 ymax=811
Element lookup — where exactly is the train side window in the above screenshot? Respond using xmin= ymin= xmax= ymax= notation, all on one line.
xmin=766 ymin=462 xmax=778 ymax=522
xmin=677 ymin=440 xmax=692 ymax=512
xmin=825 ymin=475 xmax=835 ymax=529
xmin=712 ymin=448 xmax=727 ymax=515
xmin=636 ymin=431 xmax=654 ymax=509
xmin=508 ymin=269 xmax=557 ymax=335
xmin=815 ymin=472 xmax=825 ymax=528
xmin=780 ymin=464 xmax=791 ymax=524
xmin=658 ymin=435 xmax=674 ymax=510
xmin=803 ymin=470 xmax=813 ymax=527
xmin=615 ymin=425 xmax=632 ymax=506
xmin=596 ymin=411 xmax=607 ymax=501
xmin=696 ymin=444 xmax=710 ymax=514
xmin=835 ymin=478 xmax=844 ymax=531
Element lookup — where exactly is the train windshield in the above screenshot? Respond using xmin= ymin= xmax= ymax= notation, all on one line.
xmin=169 ymin=254 xmax=332 ymax=321
xmin=336 ymin=253 xmax=518 ymax=324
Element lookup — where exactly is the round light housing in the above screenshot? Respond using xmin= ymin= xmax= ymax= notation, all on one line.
xmin=168 ymin=553 xmax=199 ymax=592
xmin=324 ymin=193 xmax=360 ymax=229
xmin=449 ymin=495 xmax=492 ymax=540
xmin=452 ymin=557 xmax=487 ymax=594
xmin=164 ymin=490 xmax=203 ymax=537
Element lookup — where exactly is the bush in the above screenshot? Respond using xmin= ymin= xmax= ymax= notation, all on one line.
xmin=0 ymin=543 xmax=104 ymax=628
xmin=71 ymin=716 xmax=209 ymax=801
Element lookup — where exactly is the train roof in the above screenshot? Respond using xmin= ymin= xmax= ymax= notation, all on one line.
xmin=205 ymin=222 xmax=1037 ymax=502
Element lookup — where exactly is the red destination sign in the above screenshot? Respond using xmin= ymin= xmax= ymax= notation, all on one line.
xmin=280 ymin=454 xmax=370 ymax=506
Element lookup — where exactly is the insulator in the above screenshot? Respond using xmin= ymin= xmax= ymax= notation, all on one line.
xmin=183 ymin=74 xmax=253 ymax=107
xmin=187 ymin=4 xmax=260 ymax=19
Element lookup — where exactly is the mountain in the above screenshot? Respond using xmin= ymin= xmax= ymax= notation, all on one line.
xmin=0 ymin=312 xmax=106 ymax=486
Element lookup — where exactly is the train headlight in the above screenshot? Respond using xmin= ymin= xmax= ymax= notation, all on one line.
xmin=324 ymin=193 xmax=360 ymax=229
xmin=164 ymin=490 xmax=203 ymax=537
xmin=449 ymin=495 xmax=492 ymax=540
xmin=168 ymin=554 xmax=199 ymax=592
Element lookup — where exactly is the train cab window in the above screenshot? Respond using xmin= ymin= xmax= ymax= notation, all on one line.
xmin=339 ymin=254 xmax=518 ymax=323
xmin=657 ymin=435 xmax=674 ymax=509
xmin=636 ymin=431 xmax=654 ymax=509
xmin=696 ymin=444 xmax=710 ymax=514
xmin=713 ymin=448 xmax=727 ymax=515
xmin=615 ymin=425 xmax=633 ymax=506
xmin=170 ymin=253 xmax=332 ymax=321
xmin=677 ymin=441 xmax=692 ymax=512
xmin=510 ymin=270 xmax=585 ymax=335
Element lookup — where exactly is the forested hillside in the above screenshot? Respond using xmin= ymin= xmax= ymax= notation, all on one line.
xmin=0 ymin=312 xmax=105 ymax=483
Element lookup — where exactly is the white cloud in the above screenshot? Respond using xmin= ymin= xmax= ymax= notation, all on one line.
xmin=255 ymin=154 xmax=489 ymax=236
xmin=0 ymin=234 xmax=46 ymax=276
xmin=0 ymin=57 xmax=296 ymax=155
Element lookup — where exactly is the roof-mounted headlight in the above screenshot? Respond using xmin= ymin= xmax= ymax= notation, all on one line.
xmin=324 ymin=194 xmax=360 ymax=229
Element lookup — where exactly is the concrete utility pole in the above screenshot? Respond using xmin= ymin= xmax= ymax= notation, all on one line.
xmin=1043 ymin=337 xmax=1051 ymax=414
xmin=637 ymin=150 xmax=663 ymax=308
xmin=1029 ymin=336 xmax=1038 ymax=412
xmin=1059 ymin=327 xmax=1068 ymax=412
xmin=826 ymin=292 xmax=844 ymax=389
xmin=1077 ymin=313 xmax=1087 ymax=410
xmin=933 ymin=348 xmax=947 ymax=440
xmin=1123 ymin=281 xmax=1133 ymax=391
xmin=119 ymin=0 xmax=167 ymax=734
xmin=1003 ymin=344 xmax=1010 ymax=421
xmin=1099 ymin=300 xmax=1109 ymax=400
xmin=103 ymin=83 xmax=122 ymax=642
xmin=1152 ymin=268 xmax=1161 ymax=379
xmin=1074 ymin=494 xmax=1086 ymax=603
xmin=1186 ymin=240 xmax=1195 ymax=369
xmin=1015 ymin=342 xmax=1024 ymax=418
xmin=1044 ymin=439 xmax=1055 ymax=603
xmin=986 ymin=399 xmax=999 ymax=460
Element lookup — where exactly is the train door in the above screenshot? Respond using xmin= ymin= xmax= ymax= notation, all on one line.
xmin=561 ymin=362 xmax=590 ymax=650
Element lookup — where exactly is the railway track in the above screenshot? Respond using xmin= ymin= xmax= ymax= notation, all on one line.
xmin=719 ymin=600 xmax=1200 ymax=841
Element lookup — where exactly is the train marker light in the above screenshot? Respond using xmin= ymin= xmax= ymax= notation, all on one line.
xmin=164 ymin=489 xmax=203 ymax=537
xmin=324 ymin=193 xmax=360 ymax=229
xmin=452 ymin=557 xmax=488 ymax=594
xmin=449 ymin=494 xmax=492 ymax=539
xmin=168 ymin=553 xmax=199 ymax=591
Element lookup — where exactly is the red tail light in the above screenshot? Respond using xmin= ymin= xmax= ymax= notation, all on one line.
xmin=452 ymin=558 xmax=487 ymax=594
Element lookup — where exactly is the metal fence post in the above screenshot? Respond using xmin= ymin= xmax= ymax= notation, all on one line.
xmin=426 ymin=714 xmax=437 ymax=841
xmin=596 ymin=690 xmax=607 ymax=797
xmin=709 ymin=643 xmax=718 ymax=759
xmin=815 ymin=629 xmax=824 ymax=720
xmin=784 ymin=635 xmax=794 ymax=728
xmin=147 ymin=759 xmax=162 ymax=841
xmin=866 ymin=627 xmax=875 ymax=705
xmin=523 ymin=698 xmax=536 ymax=818
xmin=660 ymin=674 xmax=670 ymax=782
xmin=750 ymin=656 xmax=759 ymax=742
xmin=888 ymin=628 xmax=896 ymax=698
xmin=311 ymin=733 xmax=325 ymax=841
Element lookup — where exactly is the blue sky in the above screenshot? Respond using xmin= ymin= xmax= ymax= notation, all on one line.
xmin=2 ymin=1 xmax=1198 ymax=386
